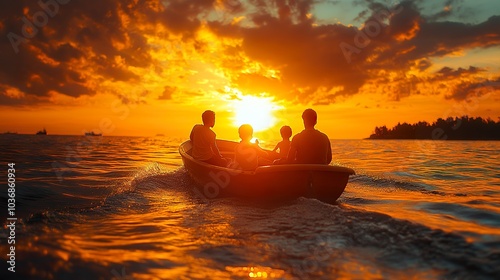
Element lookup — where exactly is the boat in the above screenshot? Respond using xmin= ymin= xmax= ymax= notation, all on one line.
xmin=36 ymin=128 xmax=47 ymax=135
xmin=84 ymin=131 xmax=102 ymax=136
xmin=179 ymin=140 xmax=355 ymax=203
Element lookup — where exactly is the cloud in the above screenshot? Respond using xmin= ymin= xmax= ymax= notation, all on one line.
xmin=446 ymin=78 xmax=500 ymax=100
xmin=435 ymin=66 xmax=482 ymax=79
xmin=0 ymin=0 xmax=157 ymax=105
xmin=157 ymin=0 xmax=217 ymax=36
xmin=208 ymin=0 xmax=500 ymax=103
xmin=117 ymin=89 xmax=148 ymax=105
xmin=427 ymin=0 xmax=464 ymax=21
xmin=0 ymin=0 xmax=499 ymax=107
xmin=158 ymin=86 xmax=176 ymax=100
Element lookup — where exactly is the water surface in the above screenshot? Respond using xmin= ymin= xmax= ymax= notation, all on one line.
xmin=0 ymin=135 xmax=499 ymax=279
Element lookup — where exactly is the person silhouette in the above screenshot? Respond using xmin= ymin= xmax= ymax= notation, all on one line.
xmin=286 ymin=109 xmax=332 ymax=164
xmin=233 ymin=124 xmax=268 ymax=171
xmin=189 ymin=110 xmax=229 ymax=167
xmin=272 ymin=126 xmax=292 ymax=159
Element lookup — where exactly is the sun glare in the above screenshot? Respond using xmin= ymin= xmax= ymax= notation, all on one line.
xmin=231 ymin=93 xmax=281 ymax=132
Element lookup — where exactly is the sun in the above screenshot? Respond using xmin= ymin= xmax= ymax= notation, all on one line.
xmin=231 ymin=94 xmax=281 ymax=132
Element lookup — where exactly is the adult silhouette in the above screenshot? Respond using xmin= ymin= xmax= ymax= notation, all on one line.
xmin=286 ymin=109 xmax=332 ymax=164
xmin=190 ymin=110 xmax=228 ymax=167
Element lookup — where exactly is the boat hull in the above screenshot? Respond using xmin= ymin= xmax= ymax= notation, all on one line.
xmin=179 ymin=140 xmax=355 ymax=203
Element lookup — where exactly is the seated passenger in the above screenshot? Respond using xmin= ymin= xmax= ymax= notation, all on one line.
xmin=190 ymin=110 xmax=229 ymax=167
xmin=272 ymin=125 xmax=292 ymax=159
xmin=286 ymin=109 xmax=332 ymax=164
xmin=233 ymin=124 xmax=268 ymax=171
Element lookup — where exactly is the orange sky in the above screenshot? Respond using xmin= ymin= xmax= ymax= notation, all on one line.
xmin=1 ymin=0 xmax=499 ymax=139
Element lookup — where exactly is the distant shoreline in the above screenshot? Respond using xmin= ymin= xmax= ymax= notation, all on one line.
xmin=367 ymin=116 xmax=500 ymax=141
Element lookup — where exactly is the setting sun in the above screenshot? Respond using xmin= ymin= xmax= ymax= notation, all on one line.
xmin=231 ymin=93 xmax=282 ymax=132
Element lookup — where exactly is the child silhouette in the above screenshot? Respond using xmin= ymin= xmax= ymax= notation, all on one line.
xmin=233 ymin=124 xmax=268 ymax=171
xmin=272 ymin=125 xmax=292 ymax=159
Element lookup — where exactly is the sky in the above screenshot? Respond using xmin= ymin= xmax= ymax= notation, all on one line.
xmin=0 ymin=0 xmax=499 ymax=140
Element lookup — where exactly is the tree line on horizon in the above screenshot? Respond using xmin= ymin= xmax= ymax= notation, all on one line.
xmin=368 ymin=116 xmax=500 ymax=140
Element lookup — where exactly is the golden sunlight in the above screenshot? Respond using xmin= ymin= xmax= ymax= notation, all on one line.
xmin=230 ymin=91 xmax=282 ymax=132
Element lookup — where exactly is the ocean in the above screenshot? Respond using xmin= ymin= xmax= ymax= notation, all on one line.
xmin=1 ymin=135 xmax=499 ymax=279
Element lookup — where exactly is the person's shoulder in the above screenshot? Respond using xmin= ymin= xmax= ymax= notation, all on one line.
xmin=315 ymin=129 xmax=326 ymax=136
xmin=198 ymin=125 xmax=214 ymax=134
xmin=293 ymin=130 xmax=306 ymax=138
xmin=234 ymin=142 xmax=242 ymax=150
xmin=208 ymin=127 xmax=216 ymax=136
xmin=191 ymin=124 xmax=201 ymax=133
xmin=291 ymin=130 xmax=306 ymax=143
xmin=317 ymin=130 xmax=330 ymax=141
xmin=195 ymin=125 xmax=216 ymax=138
xmin=192 ymin=124 xmax=203 ymax=130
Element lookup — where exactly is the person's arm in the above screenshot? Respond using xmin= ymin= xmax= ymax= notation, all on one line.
xmin=210 ymin=133 xmax=223 ymax=158
xmin=326 ymin=137 xmax=332 ymax=164
xmin=286 ymin=138 xmax=297 ymax=163
xmin=256 ymin=145 xmax=269 ymax=158
xmin=251 ymin=140 xmax=268 ymax=158
xmin=272 ymin=142 xmax=280 ymax=152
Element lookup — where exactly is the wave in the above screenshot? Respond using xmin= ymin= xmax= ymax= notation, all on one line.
xmin=3 ymin=164 xmax=472 ymax=226
xmin=1 ymin=165 xmax=499 ymax=279
xmin=349 ymin=173 xmax=469 ymax=197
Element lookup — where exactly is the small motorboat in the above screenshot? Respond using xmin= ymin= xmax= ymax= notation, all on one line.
xmin=179 ymin=140 xmax=355 ymax=203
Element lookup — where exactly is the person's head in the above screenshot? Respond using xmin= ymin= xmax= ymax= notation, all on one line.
xmin=280 ymin=125 xmax=292 ymax=140
xmin=238 ymin=124 xmax=253 ymax=142
xmin=202 ymin=110 xmax=216 ymax=127
xmin=302 ymin=108 xmax=317 ymax=129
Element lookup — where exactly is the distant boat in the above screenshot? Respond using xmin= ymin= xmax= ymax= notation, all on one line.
xmin=2 ymin=131 xmax=17 ymax=134
xmin=84 ymin=131 xmax=102 ymax=136
xmin=36 ymin=128 xmax=47 ymax=135
xmin=156 ymin=134 xmax=165 ymax=137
